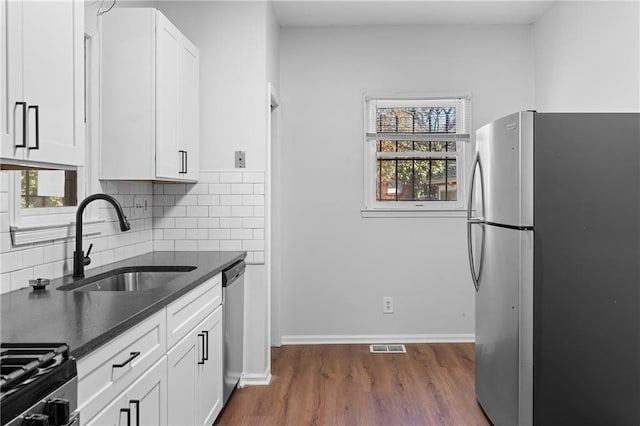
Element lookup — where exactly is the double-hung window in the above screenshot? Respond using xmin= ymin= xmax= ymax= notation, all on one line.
xmin=363 ymin=95 xmax=471 ymax=217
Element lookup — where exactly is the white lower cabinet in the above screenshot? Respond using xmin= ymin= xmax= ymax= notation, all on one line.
xmin=168 ymin=305 xmax=223 ymax=426
xmin=79 ymin=273 xmax=225 ymax=425
xmin=86 ymin=357 xmax=168 ymax=426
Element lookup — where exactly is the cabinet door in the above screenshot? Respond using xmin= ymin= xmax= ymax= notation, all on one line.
xmin=125 ymin=357 xmax=167 ymax=426
xmin=155 ymin=12 xmax=180 ymax=180
xmin=20 ymin=0 xmax=83 ymax=166
xmin=1 ymin=0 xmax=26 ymax=161
xmin=167 ymin=328 xmax=198 ymax=426
xmin=84 ymin=393 xmax=126 ymax=426
xmin=177 ymin=36 xmax=199 ymax=181
xmin=196 ymin=306 xmax=223 ymax=426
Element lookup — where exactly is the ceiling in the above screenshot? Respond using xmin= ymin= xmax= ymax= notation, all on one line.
xmin=272 ymin=0 xmax=556 ymax=27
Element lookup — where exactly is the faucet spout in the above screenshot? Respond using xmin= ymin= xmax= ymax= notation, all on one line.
xmin=73 ymin=193 xmax=131 ymax=278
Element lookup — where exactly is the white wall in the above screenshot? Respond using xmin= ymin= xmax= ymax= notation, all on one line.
xmin=278 ymin=24 xmax=533 ymax=342
xmin=533 ymin=1 xmax=640 ymax=111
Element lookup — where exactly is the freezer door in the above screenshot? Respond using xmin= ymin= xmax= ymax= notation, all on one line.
xmin=475 ymin=112 xmax=533 ymax=227
xmin=475 ymin=225 xmax=533 ymax=426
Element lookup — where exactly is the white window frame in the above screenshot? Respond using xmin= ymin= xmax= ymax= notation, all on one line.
xmin=362 ymin=94 xmax=472 ymax=218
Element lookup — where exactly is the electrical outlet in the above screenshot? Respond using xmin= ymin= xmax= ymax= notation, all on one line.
xmin=131 ymin=195 xmax=150 ymax=219
xmin=235 ymin=151 xmax=246 ymax=168
xmin=383 ymin=297 xmax=394 ymax=314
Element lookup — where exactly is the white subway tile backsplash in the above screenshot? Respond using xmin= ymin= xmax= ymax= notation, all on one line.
xmin=231 ymin=206 xmax=253 ymax=217
xmin=186 ymin=206 xmax=209 ymax=217
xmin=219 ymin=172 xmax=242 ymax=184
xmin=198 ymin=217 xmax=219 ymax=228
xmin=164 ymin=184 xmax=187 ymax=195
xmin=220 ymin=240 xmax=242 ymax=251
xmin=198 ymin=172 xmax=220 ymax=184
xmin=197 ymin=195 xmax=219 ymax=206
xmin=10 ymin=268 xmax=34 ymax=291
xmin=242 ymin=217 xmax=264 ymax=229
xmin=209 ymin=229 xmax=231 ymax=240
xmin=175 ymin=217 xmax=198 ymax=228
xmin=1 ymin=273 xmax=11 ymax=293
xmin=242 ymin=195 xmax=264 ymax=206
xmin=175 ymin=194 xmax=198 ymax=206
xmin=149 ymin=170 xmax=266 ymax=265
xmin=186 ymin=229 xmax=208 ymax=240
xmin=154 ymin=217 xmax=176 ymax=229
xmin=164 ymin=206 xmax=187 ymax=217
xmin=22 ymin=247 xmax=45 ymax=268
xmin=154 ymin=240 xmax=175 ymax=251
xmin=1 ymin=251 xmax=23 ymax=271
xmin=197 ymin=240 xmax=220 ymax=251
xmin=242 ymin=172 xmax=264 ymax=183
xmin=220 ymin=195 xmax=242 ymax=206
xmin=175 ymin=240 xmax=197 ymax=251
xmin=210 ymin=206 xmax=231 ymax=217
xmin=230 ymin=184 xmax=253 ymax=194
xmin=253 ymin=184 xmax=265 ymax=194
xmin=164 ymin=229 xmax=186 ymax=240
xmin=209 ymin=184 xmax=231 ymax=195
xmin=154 ymin=195 xmax=176 ymax=206
xmin=188 ymin=183 xmax=210 ymax=194
xmin=33 ymin=263 xmax=54 ymax=281
xmin=244 ymin=252 xmax=255 ymax=263
xmin=231 ymin=229 xmax=253 ymax=240
xmin=219 ymin=217 xmax=242 ymax=229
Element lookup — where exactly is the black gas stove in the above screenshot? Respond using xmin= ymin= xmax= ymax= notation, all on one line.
xmin=0 ymin=343 xmax=79 ymax=426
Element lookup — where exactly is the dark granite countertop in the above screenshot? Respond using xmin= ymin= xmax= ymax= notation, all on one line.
xmin=0 ymin=251 xmax=245 ymax=359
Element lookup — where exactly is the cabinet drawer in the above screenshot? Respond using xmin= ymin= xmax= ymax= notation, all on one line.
xmin=77 ymin=310 xmax=166 ymax=423
xmin=166 ymin=273 xmax=221 ymax=348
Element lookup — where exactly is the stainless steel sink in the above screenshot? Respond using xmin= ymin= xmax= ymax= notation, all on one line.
xmin=58 ymin=266 xmax=197 ymax=292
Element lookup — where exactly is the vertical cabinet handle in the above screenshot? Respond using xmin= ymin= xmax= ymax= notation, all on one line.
xmin=27 ymin=105 xmax=39 ymax=150
xmin=14 ymin=102 xmax=27 ymax=148
xmin=129 ymin=400 xmax=140 ymax=426
xmin=202 ymin=330 xmax=209 ymax=361
xmin=184 ymin=151 xmax=188 ymax=174
xmin=198 ymin=333 xmax=206 ymax=364
xmin=178 ymin=150 xmax=186 ymax=174
xmin=119 ymin=408 xmax=131 ymax=426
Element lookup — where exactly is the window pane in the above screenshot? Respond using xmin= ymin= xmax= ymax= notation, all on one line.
xmin=377 ymin=107 xmax=457 ymax=134
xmin=21 ymin=170 xmax=77 ymax=208
xmin=376 ymin=157 xmax=457 ymax=202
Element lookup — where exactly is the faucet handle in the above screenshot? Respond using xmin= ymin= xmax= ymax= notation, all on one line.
xmin=84 ymin=243 xmax=93 ymax=266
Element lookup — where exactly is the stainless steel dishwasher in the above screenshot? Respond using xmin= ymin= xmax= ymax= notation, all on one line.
xmin=222 ymin=259 xmax=246 ymax=405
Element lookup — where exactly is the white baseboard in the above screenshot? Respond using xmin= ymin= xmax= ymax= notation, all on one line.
xmin=280 ymin=333 xmax=475 ymax=345
xmin=239 ymin=371 xmax=272 ymax=386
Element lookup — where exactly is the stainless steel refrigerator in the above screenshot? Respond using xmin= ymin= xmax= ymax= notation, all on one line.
xmin=466 ymin=111 xmax=640 ymax=426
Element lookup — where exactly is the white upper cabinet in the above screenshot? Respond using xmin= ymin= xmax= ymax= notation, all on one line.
xmin=101 ymin=8 xmax=200 ymax=182
xmin=0 ymin=0 xmax=84 ymax=167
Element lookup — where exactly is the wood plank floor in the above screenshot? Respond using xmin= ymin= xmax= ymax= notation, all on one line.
xmin=215 ymin=343 xmax=491 ymax=426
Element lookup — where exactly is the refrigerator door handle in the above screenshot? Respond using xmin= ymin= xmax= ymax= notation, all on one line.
xmin=467 ymin=152 xmax=485 ymax=291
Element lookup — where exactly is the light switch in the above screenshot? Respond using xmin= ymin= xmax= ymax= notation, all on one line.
xmin=235 ymin=151 xmax=246 ymax=168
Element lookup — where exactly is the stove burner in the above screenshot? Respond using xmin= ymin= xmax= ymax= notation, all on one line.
xmin=0 ymin=343 xmax=77 ymax=425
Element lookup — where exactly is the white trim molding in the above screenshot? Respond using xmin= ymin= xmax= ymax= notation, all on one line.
xmin=281 ymin=333 xmax=475 ymax=345
xmin=239 ymin=371 xmax=272 ymax=387
xmin=10 ymin=218 xmax=105 ymax=246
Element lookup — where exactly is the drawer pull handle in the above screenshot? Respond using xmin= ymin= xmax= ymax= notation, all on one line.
xmin=202 ymin=330 xmax=209 ymax=361
xmin=113 ymin=351 xmax=140 ymax=369
xmin=198 ymin=333 xmax=206 ymax=364
xmin=119 ymin=407 xmax=131 ymax=426
xmin=129 ymin=399 xmax=140 ymax=426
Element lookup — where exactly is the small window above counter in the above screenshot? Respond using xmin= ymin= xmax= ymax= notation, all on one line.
xmin=100 ymin=8 xmax=200 ymax=183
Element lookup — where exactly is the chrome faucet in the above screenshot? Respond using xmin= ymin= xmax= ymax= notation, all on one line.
xmin=73 ymin=193 xmax=131 ymax=278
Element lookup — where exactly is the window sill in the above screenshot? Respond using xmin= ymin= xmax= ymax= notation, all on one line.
xmin=361 ymin=209 xmax=468 ymax=218
xmin=10 ymin=218 xmax=105 ymax=246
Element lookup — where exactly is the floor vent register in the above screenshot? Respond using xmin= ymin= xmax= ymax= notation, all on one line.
xmin=369 ymin=344 xmax=407 ymax=353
